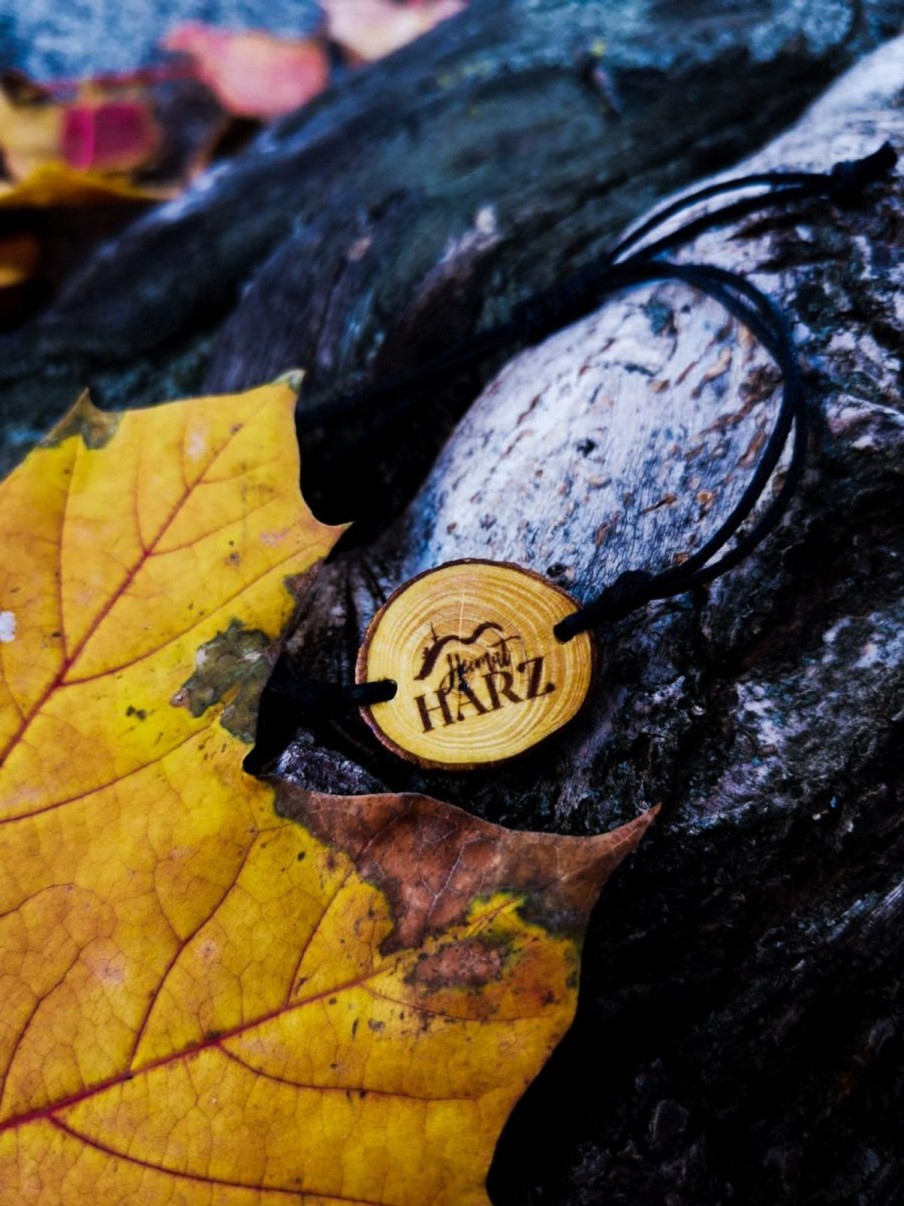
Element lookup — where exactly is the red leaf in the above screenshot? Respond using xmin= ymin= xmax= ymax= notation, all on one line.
xmin=60 ymin=101 xmax=161 ymax=173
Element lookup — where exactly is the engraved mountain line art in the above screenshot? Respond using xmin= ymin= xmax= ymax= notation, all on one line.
xmin=413 ymin=620 xmax=509 ymax=681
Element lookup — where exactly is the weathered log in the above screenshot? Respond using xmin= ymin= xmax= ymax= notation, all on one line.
xmin=274 ymin=36 xmax=904 ymax=1205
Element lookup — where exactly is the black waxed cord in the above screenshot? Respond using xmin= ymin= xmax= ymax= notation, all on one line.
xmin=603 ymin=140 xmax=897 ymax=264
xmin=295 ymin=143 xmax=896 ymax=439
xmin=245 ymin=142 xmax=896 ymax=769
xmin=553 ymin=258 xmax=806 ymax=639
xmin=242 ymin=658 xmax=395 ymax=773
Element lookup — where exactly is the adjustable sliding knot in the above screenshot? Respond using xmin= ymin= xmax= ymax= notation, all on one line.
xmin=828 ymin=141 xmax=897 ymax=204
xmin=554 ymin=569 xmax=657 ymax=641
xmin=243 ymin=662 xmax=395 ymax=774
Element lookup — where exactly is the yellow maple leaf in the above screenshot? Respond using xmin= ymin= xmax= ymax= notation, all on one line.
xmin=0 ymin=84 xmax=61 ymax=181
xmin=0 ymin=381 xmax=654 ymax=1203
xmin=0 ymin=162 xmax=171 ymax=208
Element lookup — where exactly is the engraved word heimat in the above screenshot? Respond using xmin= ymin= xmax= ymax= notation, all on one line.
xmin=411 ymin=620 xmax=555 ymax=733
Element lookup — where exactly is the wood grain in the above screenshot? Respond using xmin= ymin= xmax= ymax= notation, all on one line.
xmin=357 ymin=560 xmax=594 ymax=768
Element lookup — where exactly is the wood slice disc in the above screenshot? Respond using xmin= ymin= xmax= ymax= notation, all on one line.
xmin=356 ymin=559 xmax=595 ymax=769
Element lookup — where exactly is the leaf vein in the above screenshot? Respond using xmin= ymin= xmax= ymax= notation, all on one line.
xmin=216 ymin=1045 xmax=477 ymax=1105
xmin=47 ymin=1115 xmax=398 ymax=1204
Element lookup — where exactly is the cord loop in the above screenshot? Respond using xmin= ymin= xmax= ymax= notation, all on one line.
xmin=246 ymin=142 xmax=897 ymax=770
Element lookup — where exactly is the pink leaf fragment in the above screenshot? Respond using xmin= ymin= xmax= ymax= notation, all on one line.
xmin=163 ymin=23 xmax=331 ymax=120
xmin=60 ymin=101 xmax=161 ymax=173
xmin=324 ymin=0 xmax=467 ymax=63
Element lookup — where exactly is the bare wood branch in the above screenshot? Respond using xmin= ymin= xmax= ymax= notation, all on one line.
xmin=280 ymin=40 xmax=904 ymax=1204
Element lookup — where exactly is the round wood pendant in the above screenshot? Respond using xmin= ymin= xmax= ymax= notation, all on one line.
xmin=356 ymin=559 xmax=595 ymax=769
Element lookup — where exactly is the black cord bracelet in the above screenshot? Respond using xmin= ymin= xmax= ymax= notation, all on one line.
xmin=244 ymin=141 xmax=897 ymax=775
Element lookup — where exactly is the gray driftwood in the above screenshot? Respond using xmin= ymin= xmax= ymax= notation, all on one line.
xmin=278 ymin=37 xmax=904 ymax=1206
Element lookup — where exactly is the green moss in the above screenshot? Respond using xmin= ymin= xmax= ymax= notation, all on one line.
xmin=176 ymin=619 xmax=272 ymax=744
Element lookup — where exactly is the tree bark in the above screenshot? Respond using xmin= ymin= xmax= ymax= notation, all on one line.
xmin=279 ymin=33 xmax=904 ymax=1206
xmin=2 ymin=4 xmax=904 ymax=1203
xmin=2 ymin=0 xmax=903 ymax=488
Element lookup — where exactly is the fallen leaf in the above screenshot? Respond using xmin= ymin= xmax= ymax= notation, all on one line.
xmin=163 ymin=23 xmax=331 ymax=119
xmin=0 ymin=75 xmax=223 ymax=319
xmin=0 ymin=84 xmax=61 ymax=181
xmin=0 ymin=380 xmax=655 ymax=1202
xmin=0 ymin=234 xmax=40 ymax=287
xmin=0 ymin=162 xmax=169 ymax=207
xmin=325 ymin=0 xmax=467 ymax=64
xmin=60 ymin=98 xmax=162 ymax=174
xmin=0 ymin=79 xmax=164 ymax=181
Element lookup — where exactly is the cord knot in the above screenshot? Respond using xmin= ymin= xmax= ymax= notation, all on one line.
xmin=828 ymin=141 xmax=897 ymax=204
xmin=554 ymin=568 xmax=656 ymax=641
xmin=243 ymin=659 xmax=395 ymax=775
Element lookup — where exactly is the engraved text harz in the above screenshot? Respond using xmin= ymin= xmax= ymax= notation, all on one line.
xmin=412 ymin=620 xmax=555 ymax=733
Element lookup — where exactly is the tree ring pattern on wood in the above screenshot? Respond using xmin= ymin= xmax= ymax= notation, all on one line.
xmin=356 ymin=559 xmax=595 ymax=769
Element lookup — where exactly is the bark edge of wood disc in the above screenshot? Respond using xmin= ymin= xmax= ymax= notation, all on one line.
xmin=356 ymin=558 xmax=595 ymax=769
